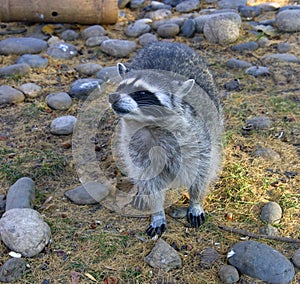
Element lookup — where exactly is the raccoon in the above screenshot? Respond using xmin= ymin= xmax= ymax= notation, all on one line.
xmin=109 ymin=42 xmax=223 ymax=238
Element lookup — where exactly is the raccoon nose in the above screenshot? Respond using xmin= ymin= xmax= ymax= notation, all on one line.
xmin=109 ymin=93 xmax=120 ymax=104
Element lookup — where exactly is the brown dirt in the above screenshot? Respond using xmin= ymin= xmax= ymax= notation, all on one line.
xmin=0 ymin=1 xmax=299 ymax=283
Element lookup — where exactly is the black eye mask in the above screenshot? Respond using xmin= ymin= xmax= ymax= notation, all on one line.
xmin=129 ymin=91 xmax=163 ymax=107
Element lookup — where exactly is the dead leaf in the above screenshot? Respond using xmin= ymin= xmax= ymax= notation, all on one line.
xmin=84 ymin=272 xmax=97 ymax=282
xmin=42 ymin=24 xmax=55 ymax=35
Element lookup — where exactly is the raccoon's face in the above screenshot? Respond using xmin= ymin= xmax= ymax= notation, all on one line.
xmin=109 ymin=63 xmax=195 ymax=120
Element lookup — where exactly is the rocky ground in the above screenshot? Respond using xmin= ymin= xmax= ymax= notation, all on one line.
xmin=0 ymin=0 xmax=300 ymax=283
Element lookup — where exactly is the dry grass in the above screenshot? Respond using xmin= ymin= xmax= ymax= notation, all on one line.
xmin=0 ymin=2 xmax=300 ymax=283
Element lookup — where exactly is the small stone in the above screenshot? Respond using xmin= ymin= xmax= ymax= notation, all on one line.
xmin=262 ymin=54 xmax=299 ymax=64
xmin=228 ymin=241 xmax=294 ymax=284
xmin=46 ymin=92 xmax=72 ymax=110
xmin=50 ymin=115 xmax=77 ymax=135
xmin=257 ymin=37 xmax=270 ymax=48
xmin=224 ymin=79 xmax=240 ymax=91
xmin=260 ymin=201 xmax=282 ymax=224
xmin=168 ymin=207 xmax=187 ymax=219
xmin=130 ymin=0 xmax=145 ymax=9
xmin=0 ymin=85 xmax=25 ymax=105
xmin=277 ymin=42 xmax=292 ymax=53
xmin=82 ymin=25 xmax=107 ymax=40
xmin=69 ymin=78 xmax=103 ymax=99
xmin=218 ymin=0 xmax=246 ymax=9
xmin=0 ymin=194 xmax=5 ymax=215
xmin=176 ymin=0 xmax=200 ymax=12
xmin=258 ymin=2 xmax=281 ymax=12
xmin=0 ymin=258 xmax=26 ymax=283
xmin=85 ymin=36 xmax=110 ymax=47
xmin=292 ymin=249 xmax=300 ymax=269
xmin=194 ymin=15 xmax=211 ymax=33
xmin=145 ymin=9 xmax=172 ymax=21
xmin=0 ymin=37 xmax=47 ymax=55
xmin=100 ymin=39 xmax=137 ymax=57
xmin=18 ymin=83 xmax=42 ymax=98
xmin=238 ymin=5 xmax=261 ymax=19
xmin=245 ymin=66 xmax=270 ymax=77
xmin=125 ymin=22 xmax=151 ymax=37
xmin=64 ymin=181 xmax=109 ymax=205
xmin=145 ymin=239 xmax=182 ymax=271
xmin=61 ymin=29 xmax=79 ymax=41
xmin=231 ymin=41 xmax=259 ymax=52
xmin=96 ymin=66 xmax=121 ymax=83
xmin=246 ymin=116 xmax=271 ymax=130
xmin=259 ymin=224 xmax=279 ymax=236
xmin=75 ymin=63 xmax=102 ymax=76
xmin=152 ymin=17 xmax=184 ymax=30
xmin=218 ymin=265 xmax=240 ymax=284
xmin=199 ymin=247 xmax=220 ymax=269
xmin=203 ymin=13 xmax=242 ymax=45
xmin=16 ymin=54 xmax=48 ymax=68
xmin=5 ymin=177 xmax=35 ymax=211
xmin=226 ymin=59 xmax=252 ymax=69
xmin=157 ymin=23 xmax=180 ymax=38
xmin=252 ymin=146 xmax=281 ymax=161
xmin=0 ymin=63 xmax=30 ymax=77
xmin=181 ymin=19 xmax=196 ymax=38
xmin=276 ymin=10 xmax=300 ymax=32
xmin=0 ymin=208 xmax=51 ymax=257
xmin=138 ymin=33 xmax=158 ymax=46
xmin=46 ymin=43 xmax=77 ymax=59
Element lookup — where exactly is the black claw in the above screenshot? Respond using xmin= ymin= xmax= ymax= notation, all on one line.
xmin=187 ymin=211 xmax=205 ymax=228
xmin=146 ymin=223 xmax=167 ymax=238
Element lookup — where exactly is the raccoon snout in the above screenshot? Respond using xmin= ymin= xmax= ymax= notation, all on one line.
xmin=109 ymin=93 xmax=120 ymax=104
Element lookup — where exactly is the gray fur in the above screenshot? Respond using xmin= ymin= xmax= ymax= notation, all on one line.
xmin=109 ymin=42 xmax=223 ymax=237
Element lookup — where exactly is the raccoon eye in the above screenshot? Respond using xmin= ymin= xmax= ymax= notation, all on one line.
xmin=129 ymin=90 xmax=163 ymax=107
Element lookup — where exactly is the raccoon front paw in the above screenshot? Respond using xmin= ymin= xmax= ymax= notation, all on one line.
xmin=146 ymin=213 xmax=167 ymax=238
xmin=187 ymin=205 xmax=205 ymax=228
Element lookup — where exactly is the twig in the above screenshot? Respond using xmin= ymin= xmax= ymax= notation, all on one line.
xmin=219 ymin=225 xmax=300 ymax=244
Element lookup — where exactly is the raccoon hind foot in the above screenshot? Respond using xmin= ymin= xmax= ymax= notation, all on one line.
xmin=187 ymin=205 xmax=205 ymax=228
xmin=146 ymin=211 xmax=167 ymax=238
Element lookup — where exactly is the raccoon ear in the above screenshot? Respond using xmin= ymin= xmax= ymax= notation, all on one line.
xmin=117 ymin=63 xmax=129 ymax=79
xmin=175 ymin=79 xmax=195 ymax=98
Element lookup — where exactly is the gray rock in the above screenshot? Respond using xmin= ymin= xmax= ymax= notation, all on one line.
xmin=147 ymin=1 xmax=172 ymax=10
xmin=292 ymin=249 xmax=300 ymax=269
xmin=0 ymin=208 xmax=51 ymax=257
xmin=218 ymin=265 xmax=240 ymax=284
xmin=5 ymin=177 xmax=35 ymax=211
xmin=260 ymin=201 xmax=282 ymax=224
xmin=262 ymin=53 xmax=299 ymax=64
xmin=218 ymin=0 xmax=246 ymax=9
xmin=82 ymin=25 xmax=107 ymax=40
xmin=18 ymin=83 xmax=42 ymax=98
xmin=85 ymin=36 xmax=110 ymax=47
xmin=224 ymin=79 xmax=240 ymax=91
xmin=228 ymin=241 xmax=295 ymax=284
xmin=181 ymin=19 xmax=196 ymax=38
xmin=46 ymin=92 xmax=72 ymax=110
xmin=46 ymin=43 xmax=77 ymax=59
xmin=100 ymin=39 xmax=136 ymax=57
xmin=125 ymin=22 xmax=152 ymax=37
xmin=0 ymin=63 xmax=30 ymax=77
xmin=226 ymin=59 xmax=252 ymax=69
xmin=203 ymin=13 xmax=242 ymax=45
xmin=75 ymin=63 xmax=102 ymax=76
xmin=246 ymin=116 xmax=272 ymax=130
xmin=0 ymin=258 xmax=26 ymax=283
xmin=168 ymin=207 xmax=187 ymax=219
xmin=16 ymin=54 xmax=48 ymax=68
xmin=258 ymin=2 xmax=281 ymax=12
xmin=130 ymin=0 xmax=145 ymax=9
xmin=152 ymin=17 xmax=184 ymax=30
xmin=176 ymin=0 xmax=200 ymax=12
xmin=69 ymin=78 xmax=103 ymax=99
xmin=145 ymin=9 xmax=172 ymax=21
xmin=278 ymin=5 xmax=300 ymax=12
xmin=259 ymin=224 xmax=279 ymax=236
xmin=157 ymin=23 xmax=180 ymax=38
xmin=0 ymin=37 xmax=47 ymax=55
xmin=0 ymin=85 xmax=25 ymax=105
xmin=238 ymin=5 xmax=261 ymax=19
xmin=65 ymin=181 xmax=109 ymax=205
xmin=257 ymin=37 xmax=270 ymax=48
xmin=252 ymin=146 xmax=281 ymax=161
xmin=0 ymin=194 xmax=5 ymax=215
xmin=277 ymin=42 xmax=292 ymax=53
xmin=145 ymin=239 xmax=182 ymax=271
xmin=199 ymin=247 xmax=220 ymax=269
xmin=61 ymin=29 xmax=79 ymax=41
xmin=138 ymin=33 xmax=158 ymax=46
xmin=50 ymin=115 xmax=77 ymax=135
xmin=162 ymin=0 xmax=183 ymax=6
xmin=96 ymin=66 xmax=121 ymax=83
xmin=245 ymin=66 xmax=270 ymax=77
xmin=276 ymin=10 xmax=300 ymax=32
xmin=231 ymin=41 xmax=259 ymax=52
xmin=194 ymin=15 xmax=211 ymax=33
